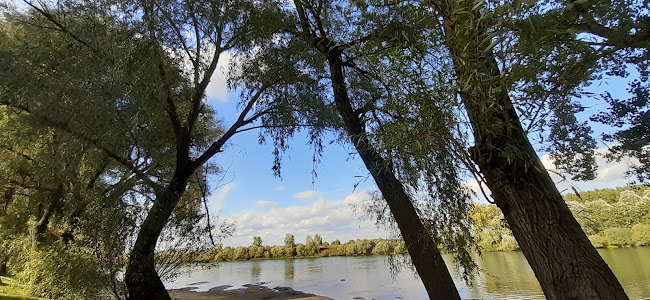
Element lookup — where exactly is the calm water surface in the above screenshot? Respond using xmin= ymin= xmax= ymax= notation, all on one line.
xmin=168 ymin=247 xmax=650 ymax=299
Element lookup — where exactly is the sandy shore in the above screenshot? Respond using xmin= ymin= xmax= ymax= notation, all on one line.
xmin=169 ymin=284 xmax=334 ymax=300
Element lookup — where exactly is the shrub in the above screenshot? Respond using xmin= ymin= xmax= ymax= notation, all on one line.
xmin=498 ymin=234 xmax=519 ymax=251
xmin=372 ymin=241 xmax=392 ymax=255
xmin=588 ymin=234 xmax=607 ymax=248
xmin=604 ymin=228 xmax=633 ymax=246
xmin=632 ymin=224 xmax=650 ymax=246
xmin=18 ymin=243 xmax=104 ymax=300
xmin=233 ymin=246 xmax=249 ymax=260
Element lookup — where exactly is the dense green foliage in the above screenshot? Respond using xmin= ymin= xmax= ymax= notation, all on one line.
xmin=0 ymin=275 xmax=45 ymax=300
xmin=0 ymin=4 xmax=236 ymax=299
xmin=474 ymin=187 xmax=650 ymax=251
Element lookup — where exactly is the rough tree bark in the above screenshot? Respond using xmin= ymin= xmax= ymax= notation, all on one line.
xmin=1 ymin=188 xmax=11 ymax=277
xmin=123 ymin=85 xmax=265 ymax=299
xmin=327 ymin=53 xmax=460 ymax=299
xmin=428 ymin=0 xmax=629 ymax=298
xmin=124 ymin=174 xmax=190 ymax=300
xmin=0 ymin=257 xmax=7 ymax=277
xmin=292 ymin=2 xmax=460 ymax=297
xmin=34 ymin=185 xmax=64 ymax=247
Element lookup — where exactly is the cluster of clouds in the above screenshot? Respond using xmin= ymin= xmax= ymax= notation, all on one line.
xmin=222 ymin=191 xmax=388 ymax=247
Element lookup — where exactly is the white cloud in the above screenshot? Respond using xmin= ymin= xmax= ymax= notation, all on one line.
xmin=223 ymin=191 xmax=388 ymax=246
xmin=209 ymin=183 xmax=236 ymax=213
xmin=343 ymin=193 xmax=365 ymax=205
xmin=293 ymin=190 xmax=322 ymax=200
xmin=255 ymin=200 xmax=277 ymax=208
xmin=205 ymin=52 xmax=231 ymax=102
xmin=273 ymin=186 xmax=286 ymax=192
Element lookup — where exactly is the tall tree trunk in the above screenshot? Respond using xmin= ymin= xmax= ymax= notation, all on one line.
xmin=431 ymin=1 xmax=628 ymax=298
xmin=1 ymin=187 xmax=12 ymax=277
xmin=291 ymin=2 xmax=460 ymax=296
xmin=0 ymin=257 xmax=7 ymax=276
xmin=124 ymin=176 xmax=189 ymax=300
xmin=326 ymin=51 xmax=460 ymax=299
xmin=33 ymin=185 xmax=64 ymax=247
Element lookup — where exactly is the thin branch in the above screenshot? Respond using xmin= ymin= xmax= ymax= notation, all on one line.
xmin=188 ymin=47 xmax=222 ymax=134
xmin=189 ymin=85 xmax=268 ymax=171
xmin=195 ymin=171 xmax=216 ymax=246
xmin=234 ymin=123 xmax=318 ymax=134
xmin=5 ymin=178 xmax=60 ymax=193
xmin=1 ymin=102 xmax=162 ymax=192
xmin=242 ymin=105 xmax=279 ymax=124
xmin=158 ymin=9 xmax=196 ymax=67
xmin=22 ymin=0 xmax=103 ymax=56
xmin=141 ymin=3 xmax=184 ymax=144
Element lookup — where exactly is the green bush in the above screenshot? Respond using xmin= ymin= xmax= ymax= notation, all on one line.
xmin=498 ymin=234 xmax=519 ymax=251
xmin=588 ymin=234 xmax=607 ymax=248
xmin=18 ymin=243 xmax=104 ymax=300
xmin=604 ymin=228 xmax=633 ymax=247
xmin=632 ymin=224 xmax=650 ymax=246
xmin=372 ymin=241 xmax=392 ymax=255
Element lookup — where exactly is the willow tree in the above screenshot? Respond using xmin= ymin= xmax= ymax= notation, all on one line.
xmin=504 ymin=0 xmax=650 ymax=182
xmin=0 ymin=14 xmax=167 ymax=298
xmin=280 ymin=1 xmax=478 ymax=298
xmin=414 ymin=0 xmax=630 ymax=298
xmin=1 ymin=0 xmax=327 ymax=299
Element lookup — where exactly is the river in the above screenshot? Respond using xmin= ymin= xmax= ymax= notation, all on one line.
xmin=168 ymin=247 xmax=650 ymax=299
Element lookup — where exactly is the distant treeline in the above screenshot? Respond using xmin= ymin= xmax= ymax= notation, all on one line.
xmin=190 ymin=234 xmax=407 ymax=262
xmin=473 ymin=186 xmax=650 ymax=251
xmin=189 ymin=186 xmax=650 ymax=263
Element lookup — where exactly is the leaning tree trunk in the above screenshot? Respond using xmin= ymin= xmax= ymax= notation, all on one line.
xmin=325 ymin=50 xmax=460 ymax=299
xmin=124 ymin=175 xmax=190 ymax=300
xmin=33 ymin=185 xmax=64 ymax=247
xmin=432 ymin=1 xmax=628 ymax=298
xmin=0 ymin=257 xmax=7 ymax=276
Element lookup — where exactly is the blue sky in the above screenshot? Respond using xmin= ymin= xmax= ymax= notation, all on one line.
xmin=202 ymin=57 xmax=640 ymax=247
xmin=202 ymin=62 xmax=380 ymax=246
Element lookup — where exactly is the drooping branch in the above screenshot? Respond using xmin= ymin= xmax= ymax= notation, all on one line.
xmin=234 ymin=123 xmax=317 ymax=134
xmin=158 ymin=8 xmax=196 ymax=67
xmin=22 ymin=0 xmax=104 ymax=56
xmin=0 ymin=102 xmax=161 ymax=192
xmin=195 ymin=171 xmax=215 ymax=246
xmin=141 ymin=4 xmax=185 ymax=146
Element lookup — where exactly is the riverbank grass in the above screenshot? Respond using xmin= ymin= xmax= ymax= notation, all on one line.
xmin=0 ymin=276 xmax=43 ymax=300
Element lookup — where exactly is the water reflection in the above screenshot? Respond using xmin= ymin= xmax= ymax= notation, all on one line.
xmin=250 ymin=260 xmax=261 ymax=283
xmin=284 ymin=259 xmax=294 ymax=280
xmin=305 ymin=258 xmax=323 ymax=278
xmin=479 ymin=251 xmax=541 ymax=297
xmin=599 ymin=248 xmax=650 ymax=298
